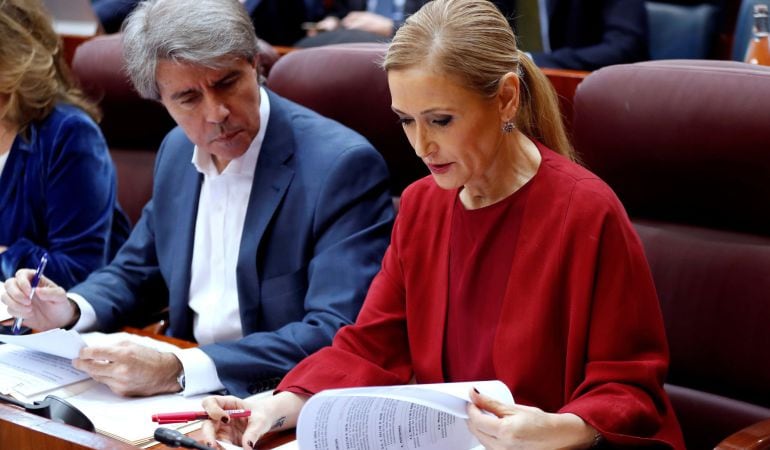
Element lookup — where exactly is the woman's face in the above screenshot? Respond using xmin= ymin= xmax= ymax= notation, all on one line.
xmin=388 ymin=67 xmax=510 ymax=191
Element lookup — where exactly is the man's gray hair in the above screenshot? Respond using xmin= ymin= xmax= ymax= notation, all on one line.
xmin=122 ymin=0 xmax=260 ymax=100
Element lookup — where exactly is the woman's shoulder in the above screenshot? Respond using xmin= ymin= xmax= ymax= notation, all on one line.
xmin=35 ymin=103 xmax=105 ymax=147
xmin=33 ymin=103 xmax=101 ymax=140
xmin=46 ymin=103 xmax=100 ymax=130
xmin=539 ymin=145 xmax=623 ymax=211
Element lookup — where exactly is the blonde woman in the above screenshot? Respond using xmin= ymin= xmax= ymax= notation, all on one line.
xmin=0 ymin=0 xmax=128 ymax=288
xmin=200 ymin=0 xmax=684 ymax=448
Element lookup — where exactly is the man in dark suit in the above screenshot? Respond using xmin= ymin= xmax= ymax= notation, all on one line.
xmin=495 ymin=0 xmax=649 ymax=71
xmin=93 ymin=0 xmax=307 ymax=45
xmin=298 ymin=0 xmax=647 ymax=71
xmin=296 ymin=0 xmax=424 ymax=46
xmin=2 ymin=0 xmax=393 ymax=398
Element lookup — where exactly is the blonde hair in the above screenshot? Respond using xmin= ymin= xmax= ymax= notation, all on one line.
xmin=0 ymin=0 xmax=99 ymax=133
xmin=384 ymin=0 xmax=573 ymax=159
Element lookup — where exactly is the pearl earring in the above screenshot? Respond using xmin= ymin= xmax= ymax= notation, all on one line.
xmin=502 ymin=121 xmax=516 ymax=133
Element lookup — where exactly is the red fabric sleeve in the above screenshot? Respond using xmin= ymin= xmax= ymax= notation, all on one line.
xmin=557 ymin=179 xmax=683 ymax=448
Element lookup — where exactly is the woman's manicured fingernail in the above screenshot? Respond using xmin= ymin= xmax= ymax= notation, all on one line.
xmin=247 ymin=440 xmax=254 ymax=449
xmin=473 ymin=387 xmax=480 ymax=394
xmin=221 ymin=416 xmax=229 ymax=424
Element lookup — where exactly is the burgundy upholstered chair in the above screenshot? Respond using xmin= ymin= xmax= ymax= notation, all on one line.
xmin=71 ymin=33 xmax=280 ymax=225
xmin=265 ymin=43 xmax=428 ymax=197
xmin=572 ymin=59 xmax=770 ymax=450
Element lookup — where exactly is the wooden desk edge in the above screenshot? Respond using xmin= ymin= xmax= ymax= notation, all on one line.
xmin=0 ymin=403 xmax=136 ymax=450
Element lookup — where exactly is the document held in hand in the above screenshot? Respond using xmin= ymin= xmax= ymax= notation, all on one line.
xmin=296 ymin=380 xmax=514 ymax=450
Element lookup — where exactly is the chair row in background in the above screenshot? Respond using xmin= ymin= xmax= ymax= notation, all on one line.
xmin=646 ymin=0 xmax=769 ymax=61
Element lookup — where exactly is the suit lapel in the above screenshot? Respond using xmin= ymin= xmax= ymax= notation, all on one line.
xmin=168 ymin=160 xmax=203 ymax=339
xmin=236 ymin=91 xmax=295 ymax=333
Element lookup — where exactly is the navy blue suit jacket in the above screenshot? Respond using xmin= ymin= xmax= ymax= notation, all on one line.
xmin=494 ymin=0 xmax=648 ymax=70
xmin=71 ymin=91 xmax=394 ymax=396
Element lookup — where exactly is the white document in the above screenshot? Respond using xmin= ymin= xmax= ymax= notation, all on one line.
xmin=59 ymin=381 xmax=208 ymax=447
xmin=0 ymin=328 xmax=86 ymax=359
xmin=0 ymin=330 xmax=206 ymax=447
xmin=0 ymin=345 xmax=89 ymax=397
xmin=296 ymin=380 xmax=514 ymax=450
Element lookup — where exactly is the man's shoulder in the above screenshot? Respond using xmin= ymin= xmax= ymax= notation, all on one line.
xmin=156 ymin=127 xmax=194 ymax=166
xmin=160 ymin=126 xmax=194 ymax=151
xmin=268 ymin=90 xmax=372 ymax=154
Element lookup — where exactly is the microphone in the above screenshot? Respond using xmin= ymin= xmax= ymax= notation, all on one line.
xmin=154 ymin=427 xmax=216 ymax=450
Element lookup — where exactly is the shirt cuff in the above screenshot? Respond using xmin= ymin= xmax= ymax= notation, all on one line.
xmin=173 ymin=347 xmax=225 ymax=396
xmin=66 ymin=293 xmax=99 ymax=332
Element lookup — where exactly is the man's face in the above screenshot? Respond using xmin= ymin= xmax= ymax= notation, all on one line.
xmin=156 ymin=57 xmax=261 ymax=169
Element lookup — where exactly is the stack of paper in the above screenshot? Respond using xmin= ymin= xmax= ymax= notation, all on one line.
xmin=0 ymin=330 xmax=208 ymax=447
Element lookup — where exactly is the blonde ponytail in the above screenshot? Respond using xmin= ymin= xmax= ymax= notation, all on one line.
xmin=516 ymin=51 xmax=574 ymax=159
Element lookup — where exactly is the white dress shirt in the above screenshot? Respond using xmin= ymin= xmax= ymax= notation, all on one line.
xmin=70 ymin=87 xmax=271 ymax=396
xmin=0 ymin=150 xmax=10 ymax=178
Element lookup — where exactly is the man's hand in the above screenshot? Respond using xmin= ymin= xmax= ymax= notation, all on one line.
xmin=2 ymin=269 xmax=75 ymax=330
xmin=341 ymin=11 xmax=395 ymax=36
xmin=74 ymin=341 xmax=183 ymax=397
xmin=306 ymin=16 xmax=340 ymax=36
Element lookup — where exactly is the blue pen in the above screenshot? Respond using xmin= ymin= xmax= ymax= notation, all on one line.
xmin=11 ymin=252 xmax=49 ymax=335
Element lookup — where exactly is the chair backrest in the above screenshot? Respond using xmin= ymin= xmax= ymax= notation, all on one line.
xmin=732 ymin=0 xmax=767 ymax=60
xmin=572 ymin=59 xmax=770 ymax=450
xmin=71 ymin=33 xmax=280 ymax=225
xmin=646 ymin=1 xmax=721 ymax=59
xmin=265 ymin=43 xmax=427 ymax=195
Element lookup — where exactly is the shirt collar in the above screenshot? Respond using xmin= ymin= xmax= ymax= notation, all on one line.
xmin=191 ymin=86 xmax=270 ymax=178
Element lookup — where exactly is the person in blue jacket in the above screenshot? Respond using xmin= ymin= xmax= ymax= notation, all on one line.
xmin=2 ymin=0 xmax=393 ymax=399
xmin=0 ymin=0 xmax=129 ymax=289
xmin=93 ymin=0 xmax=309 ymax=45
xmin=298 ymin=0 xmax=648 ymax=71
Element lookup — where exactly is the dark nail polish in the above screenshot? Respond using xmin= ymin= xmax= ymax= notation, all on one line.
xmin=247 ymin=440 xmax=255 ymax=449
xmin=473 ymin=387 xmax=480 ymax=394
xmin=221 ymin=416 xmax=229 ymax=424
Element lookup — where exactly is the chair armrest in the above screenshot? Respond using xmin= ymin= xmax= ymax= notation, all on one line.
xmin=716 ymin=419 xmax=770 ymax=450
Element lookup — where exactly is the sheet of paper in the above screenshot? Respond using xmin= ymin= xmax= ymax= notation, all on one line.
xmin=296 ymin=381 xmax=513 ymax=450
xmin=0 ymin=328 xmax=86 ymax=359
xmin=81 ymin=331 xmax=182 ymax=353
xmin=0 ymin=344 xmax=89 ymax=397
xmin=59 ymin=379 xmax=208 ymax=445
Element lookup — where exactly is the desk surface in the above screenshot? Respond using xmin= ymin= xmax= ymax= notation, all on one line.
xmin=0 ymin=327 xmax=295 ymax=449
xmin=0 ymin=403 xmax=296 ymax=450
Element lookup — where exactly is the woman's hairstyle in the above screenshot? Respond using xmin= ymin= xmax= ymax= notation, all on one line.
xmin=122 ymin=0 xmax=260 ymax=101
xmin=0 ymin=0 xmax=99 ymax=131
xmin=384 ymin=0 xmax=573 ymax=159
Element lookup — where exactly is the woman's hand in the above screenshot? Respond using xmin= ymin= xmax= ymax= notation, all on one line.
xmin=200 ymin=391 xmax=307 ymax=450
xmin=466 ymin=388 xmax=598 ymax=450
xmin=2 ymin=269 xmax=75 ymax=330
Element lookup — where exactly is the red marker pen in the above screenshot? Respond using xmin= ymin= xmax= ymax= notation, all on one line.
xmin=151 ymin=409 xmax=251 ymax=424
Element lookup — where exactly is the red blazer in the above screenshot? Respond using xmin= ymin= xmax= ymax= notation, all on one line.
xmin=280 ymin=145 xmax=685 ymax=448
